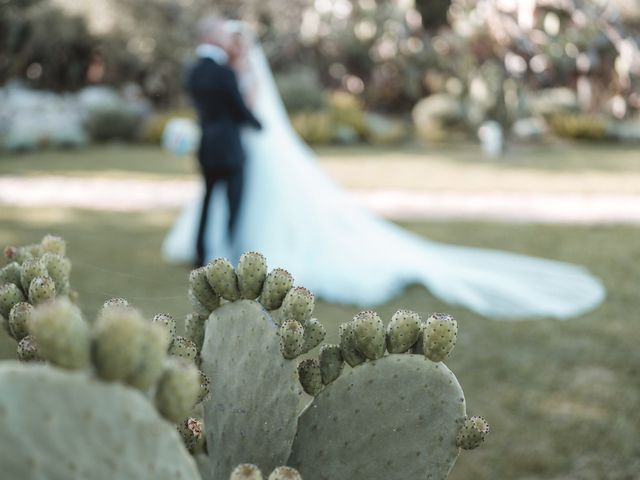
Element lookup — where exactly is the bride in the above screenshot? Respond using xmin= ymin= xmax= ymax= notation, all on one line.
xmin=163 ymin=21 xmax=605 ymax=319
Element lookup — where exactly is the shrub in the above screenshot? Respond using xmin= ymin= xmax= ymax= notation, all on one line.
xmin=328 ymin=91 xmax=368 ymax=139
xmin=86 ymin=107 xmax=142 ymax=142
xmin=276 ymin=69 xmax=328 ymax=113
xmin=290 ymin=112 xmax=335 ymax=145
xmin=548 ymin=113 xmax=608 ymax=141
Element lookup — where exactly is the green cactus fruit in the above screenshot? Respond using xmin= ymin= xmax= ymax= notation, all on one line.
xmin=28 ymin=276 xmax=56 ymax=305
xmin=352 ymin=310 xmax=386 ymax=360
xmin=423 ymin=313 xmax=458 ymax=362
xmin=0 ymin=312 xmax=8 ymax=335
xmin=8 ymin=301 xmax=33 ymax=340
xmin=155 ymin=357 xmax=201 ymax=423
xmin=279 ymin=320 xmax=305 ymax=359
xmin=178 ymin=417 xmax=206 ymax=454
xmin=237 ymin=251 xmax=268 ymax=300
xmin=230 ymin=464 xmax=263 ymax=480
xmin=0 ymin=283 xmax=26 ymax=319
xmin=268 ymin=467 xmax=302 ymax=480
xmin=197 ymin=370 xmax=211 ymax=403
xmin=0 ymin=262 xmax=22 ymax=287
xmin=101 ymin=297 xmax=130 ymax=312
xmin=17 ymin=335 xmax=42 ymax=362
xmin=386 ymin=309 xmax=421 ymax=354
xmin=205 ymin=258 xmax=241 ymax=302
xmin=456 ymin=416 xmax=490 ymax=450
xmin=297 ymin=359 xmax=323 ymax=396
xmin=40 ymin=234 xmax=66 ymax=255
xmin=281 ymin=287 xmax=315 ymax=325
xmin=0 ymin=362 xmax=200 ymax=480
xmin=42 ymin=253 xmax=71 ymax=295
xmin=29 ymin=298 xmax=90 ymax=369
xmin=201 ymin=300 xmax=307 ymax=478
xmin=188 ymin=288 xmax=211 ymax=317
xmin=20 ymin=257 xmax=47 ymax=292
xmin=4 ymin=244 xmax=38 ymax=264
xmin=92 ymin=306 xmax=147 ymax=382
xmin=153 ymin=312 xmax=177 ymax=338
xmin=338 ymin=321 xmax=366 ymax=367
xmin=190 ymin=267 xmax=221 ymax=310
xmin=289 ymin=355 xmax=467 ymax=480
xmin=185 ymin=313 xmax=207 ymax=352
xmin=319 ymin=344 xmax=343 ymax=385
xmin=169 ymin=336 xmax=198 ymax=362
xmin=127 ymin=322 xmax=171 ymax=391
xmin=258 ymin=268 xmax=293 ymax=310
xmin=300 ymin=318 xmax=326 ymax=354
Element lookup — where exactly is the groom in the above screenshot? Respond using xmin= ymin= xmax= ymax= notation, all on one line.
xmin=186 ymin=16 xmax=262 ymax=267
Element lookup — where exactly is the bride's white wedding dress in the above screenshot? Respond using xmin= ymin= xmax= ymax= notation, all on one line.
xmin=163 ymin=39 xmax=605 ymax=319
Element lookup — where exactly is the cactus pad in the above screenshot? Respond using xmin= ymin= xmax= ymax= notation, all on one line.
xmin=289 ymin=354 xmax=467 ymax=480
xmin=200 ymin=300 xmax=306 ymax=478
xmin=0 ymin=362 xmax=200 ymax=480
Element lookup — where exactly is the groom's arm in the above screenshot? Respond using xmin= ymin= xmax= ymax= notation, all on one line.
xmin=224 ymin=69 xmax=262 ymax=130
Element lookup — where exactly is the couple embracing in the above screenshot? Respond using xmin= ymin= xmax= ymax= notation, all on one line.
xmin=164 ymin=17 xmax=604 ymax=320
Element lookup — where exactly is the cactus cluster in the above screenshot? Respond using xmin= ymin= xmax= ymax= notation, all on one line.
xmin=1 ymin=235 xmax=73 ymax=359
xmin=0 ymin=238 xmax=490 ymax=480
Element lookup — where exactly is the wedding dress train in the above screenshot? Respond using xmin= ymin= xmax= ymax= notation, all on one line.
xmin=163 ymin=40 xmax=605 ymax=319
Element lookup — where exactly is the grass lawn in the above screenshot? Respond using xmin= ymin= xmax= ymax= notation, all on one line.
xmin=1 ymin=145 xmax=639 ymax=479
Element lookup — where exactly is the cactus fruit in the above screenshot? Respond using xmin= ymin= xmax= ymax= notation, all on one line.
xmin=29 ymin=298 xmax=90 ymax=370
xmin=237 ymin=251 xmax=268 ymax=299
xmin=185 ymin=313 xmax=207 ymax=352
xmin=40 ymin=234 xmax=66 ymax=255
xmin=178 ymin=417 xmax=206 ymax=454
xmin=279 ymin=320 xmax=305 ymax=359
xmin=200 ymin=298 xmax=310 ymax=478
xmin=17 ymin=335 xmax=41 ymax=362
xmin=128 ymin=322 xmax=172 ymax=390
xmin=8 ymin=302 xmax=33 ymax=340
xmin=318 ymin=344 xmax=343 ymax=385
xmin=188 ymin=288 xmax=211 ymax=317
xmin=0 ymin=362 xmax=200 ymax=480
xmin=423 ymin=313 xmax=458 ymax=362
xmin=153 ymin=312 xmax=177 ymax=338
xmin=42 ymin=253 xmax=71 ymax=295
xmin=197 ymin=370 xmax=211 ymax=403
xmin=101 ymin=297 xmax=129 ymax=311
xmin=268 ymin=466 xmax=302 ymax=480
xmin=259 ymin=268 xmax=293 ymax=310
xmin=281 ymin=287 xmax=315 ymax=324
xmin=28 ymin=275 xmax=56 ymax=305
xmin=190 ymin=266 xmax=221 ymax=310
xmin=352 ymin=310 xmax=386 ymax=360
xmin=0 ymin=282 xmax=25 ymax=318
xmin=205 ymin=258 xmax=240 ymax=302
xmin=456 ymin=416 xmax=490 ymax=450
xmin=300 ymin=317 xmax=326 ymax=354
xmin=169 ymin=336 xmax=198 ymax=362
xmin=338 ymin=321 xmax=365 ymax=367
xmin=231 ymin=464 xmax=264 ymax=480
xmin=20 ymin=257 xmax=47 ymax=292
xmin=0 ymin=262 xmax=22 ymax=287
xmin=297 ymin=359 xmax=323 ymax=396
xmin=386 ymin=309 xmax=421 ymax=353
xmin=155 ymin=358 xmax=201 ymax=423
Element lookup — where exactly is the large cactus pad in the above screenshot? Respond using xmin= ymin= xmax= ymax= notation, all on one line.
xmin=0 ymin=362 xmax=200 ymax=480
xmin=201 ymin=300 xmax=306 ymax=478
xmin=288 ymin=354 xmax=466 ymax=480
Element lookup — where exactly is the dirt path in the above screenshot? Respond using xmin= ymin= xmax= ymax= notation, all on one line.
xmin=3 ymin=175 xmax=640 ymax=224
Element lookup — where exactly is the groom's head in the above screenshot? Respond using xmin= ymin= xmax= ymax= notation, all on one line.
xmin=197 ymin=15 xmax=229 ymax=50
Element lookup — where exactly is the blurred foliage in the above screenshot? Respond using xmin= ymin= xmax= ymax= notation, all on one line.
xmin=548 ymin=112 xmax=608 ymax=140
xmin=328 ymin=91 xmax=368 ymax=138
xmin=290 ymin=111 xmax=335 ymax=144
xmin=276 ymin=68 xmax=328 ymax=113
xmin=86 ymin=107 xmax=142 ymax=142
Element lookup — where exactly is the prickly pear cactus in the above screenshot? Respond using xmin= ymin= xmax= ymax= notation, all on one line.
xmin=288 ymin=311 xmax=488 ymax=480
xmin=230 ymin=464 xmax=302 ymax=480
xmin=0 ymin=362 xmax=200 ymax=480
xmin=197 ymin=253 xmax=325 ymax=479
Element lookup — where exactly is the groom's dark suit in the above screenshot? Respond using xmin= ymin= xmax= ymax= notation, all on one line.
xmin=186 ymin=52 xmax=261 ymax=266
